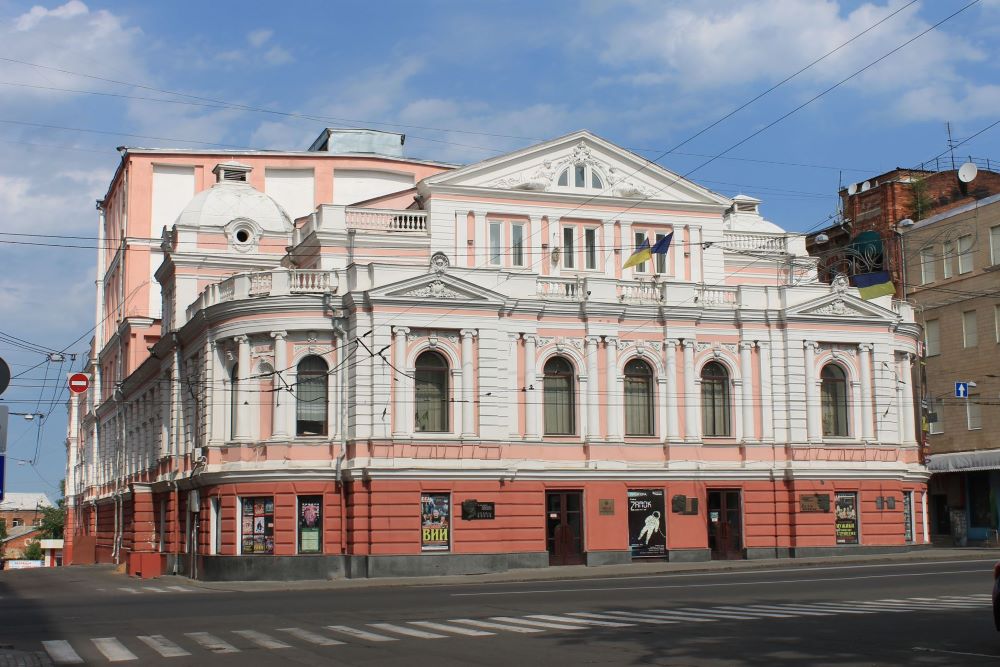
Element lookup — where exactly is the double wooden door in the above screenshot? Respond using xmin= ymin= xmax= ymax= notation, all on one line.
xmin=546 ymin=491 xmax=584 ymax=565
xmin=708 ymin=489 xmax=743 ymax=560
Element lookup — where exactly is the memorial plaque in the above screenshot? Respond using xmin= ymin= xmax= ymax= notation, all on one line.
xmin=599 ymin=498 xmax=615 ymax=516
xmin=799 ymin=494 xmax=830 ymax=512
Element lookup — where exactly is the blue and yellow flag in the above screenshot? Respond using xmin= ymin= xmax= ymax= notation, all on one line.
xmin=853 ymin=271 xmax=894 ymax=300
xmin=623 ymin=237 xmax=651 ymax=270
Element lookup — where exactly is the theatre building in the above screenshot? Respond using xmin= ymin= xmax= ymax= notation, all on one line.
xmin=64 ymin=129 xmax=929 ymax=580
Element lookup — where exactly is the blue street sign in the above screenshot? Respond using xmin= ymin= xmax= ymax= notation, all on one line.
xmin=955 ymin=382 xmax=969 ymax=398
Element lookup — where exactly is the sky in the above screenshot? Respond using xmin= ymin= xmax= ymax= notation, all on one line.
xmin=1 ymin=0 xmax=998 ymax=498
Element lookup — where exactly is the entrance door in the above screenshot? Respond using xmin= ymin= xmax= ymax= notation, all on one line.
xmin=932 ymin=494 xmax=950 ymax=535
xmin=708 ymin=489 xmax=743 ymax=560
xmin=546 ymin=491 xmax=584 ymax=565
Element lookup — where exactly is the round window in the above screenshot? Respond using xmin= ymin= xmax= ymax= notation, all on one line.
xmin=235 ymin=229 xmax=250 ymax=243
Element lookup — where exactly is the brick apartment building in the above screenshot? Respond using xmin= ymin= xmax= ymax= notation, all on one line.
xmin=0 ymin=493 xmax=52 ymax=533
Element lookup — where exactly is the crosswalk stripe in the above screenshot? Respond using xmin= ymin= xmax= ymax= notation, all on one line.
xmin=569 ymin=611 xmax=678 ymax=625
xmin=277 ymin=627 xmax=344 ymax=646
xmin=42 ymin=640 xmax=84 ymax=665
xmin=137 ymin=635 xmax=190 ymax=657
xmin=368 ymin=623 xmax=447 ymax=639
xmin=778 ymin=604 xmax=870 ymax=615
xmin=143 ymin=587 xmax=167 ymax=593
xmin=714 ymin=606 xmax=797 ymax=618
xmin=642 ymin=609 xmax=718 ymax=623
xmin=490 ymin=616 xmax=585 ymax=630
xmin=408 ymin=621 xmax=494 ymax=636
xmin=449 ymin=618 xmax=544 ymax=634
xmin=675 ymin=607 xmax=763 ymax=620
xmin=117 ymin=588 xmax=140 ymax=595
xmin=166 ymin=586 xmax=191 ymax=593
xmin=527 ymin=614 xmax=633 ymax=628
xmin=185 ymin=632 xmax=240 ymax=654
xmin=325 ymin=625 xmax=397 ymax=642
xmin=743 ymin=605 xmax=834 ymax=617
xmin=91 ymin=637 xmax=137 ymax=662
xmin=812 ymin=604 xmax=876 ymax=614
xmin=232 ymin=630 xmax=291 ymax=649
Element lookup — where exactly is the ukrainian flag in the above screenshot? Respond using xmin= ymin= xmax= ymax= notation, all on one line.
xmin=623 ymin=237 xmax=651 ymax=270
xmin=852 ymin=271 xmax=895 ymax=300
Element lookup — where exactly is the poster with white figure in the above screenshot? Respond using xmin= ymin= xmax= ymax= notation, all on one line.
xmin=628 ymin=489 xmax=666 ymax=558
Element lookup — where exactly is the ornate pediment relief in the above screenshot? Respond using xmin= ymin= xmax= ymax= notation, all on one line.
xmin=373 ymin=270 xmax=506 ymax=305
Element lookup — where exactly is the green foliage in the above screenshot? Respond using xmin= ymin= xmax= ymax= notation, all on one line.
xmin=22 ymin=540 xmax=43 ymax=560
xmin=0 ymin=521 xmax=6 ymax=541
xmin=39 ymin=505 xmax=65 ymax=540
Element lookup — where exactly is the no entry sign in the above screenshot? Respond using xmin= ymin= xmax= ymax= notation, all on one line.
xmin=68 ymin=373 xmax=90 ymax=394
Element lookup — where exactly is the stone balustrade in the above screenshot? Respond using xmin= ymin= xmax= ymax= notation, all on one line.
xmin=186 ymin=268 xmax=339 ymax=320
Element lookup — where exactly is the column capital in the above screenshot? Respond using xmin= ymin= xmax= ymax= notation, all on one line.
xmin=234 ymin=334 xmax=249 ymax=344
xmin=392 ymin=326 xmax=410 ymax=337
xmin=523 ymin=334 xmax=537 ymax=344
xmin=585 ymin=335 xmax=602 ymax=345
xmin=857 ymin=343 xmax=873 ymax=353
xmin=508 ymin=332 xmax=522 ymax=341
xmin=460 ymin=328 xmax=478 ymax=339
xmin=682 ymin=339 xmax=696 ymax=350
xmin=803 ymin=340 xmax=818 ymax=350
xmin=664 ymin=338 xmax=679 ymax=349
xmin=603 ymin=335 xmax=619 ymax=345
xmin=270 ymin=330 xmax=287 ymax=340
xmin=739 ymin=341 xmax=756 ymax=350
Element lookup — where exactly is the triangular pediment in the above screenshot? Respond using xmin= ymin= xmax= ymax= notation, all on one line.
xmin=422 ymin=130 xmax=730 ymax=207
xmin=370 ymin=271 xmax=507 ymax=304
xmin=785 ymin=288 xmax=898 ymax=321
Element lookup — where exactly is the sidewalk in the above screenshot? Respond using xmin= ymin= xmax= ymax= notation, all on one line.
xmin=189 ymin=546 xmax=1000 ymax=593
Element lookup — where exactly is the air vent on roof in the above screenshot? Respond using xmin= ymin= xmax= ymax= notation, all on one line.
xmin=736 ymin=202 xmax=757 ymax=213
xmin=212 ymin=161 xmax=252 ymax=184
xmin=224 ymin=170 xmax=246 ymax=182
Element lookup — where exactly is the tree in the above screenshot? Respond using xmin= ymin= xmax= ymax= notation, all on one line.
xmin=38 ymin=505 xmax=64 ymax=540
xmin=0 ymin=521 xmax=7 ymax=541
xmin=22 ymin=540 xmax=43 ymax=560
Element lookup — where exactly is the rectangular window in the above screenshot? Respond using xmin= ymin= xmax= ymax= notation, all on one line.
xmin=210 ymin=497 xmax=220 ymax=555
xmin=835 ymin=492 xmax=859 ymax=545
xmin=963 ymin=310 xmax=977 ymax=348
xmin=562 ymin=227 xmax=575 ymax=268
xmin=995 ymin=304 xmax=1000 ymax=343
xmin=633 ymin=232 xmax=647 ymax=273
xmin=298 ymin=496 xmax=322 ymax=554
xmin=575 ymin=164 xmax=586 ymax=188
xmin=924 ymin=319 xmax=940 ymax=356
xmin=958 ymin=234 xmax=974 ymax=273
xmin=241 ymin=497 xmax=275 ymax=555
xmin=927 ymin=398 xmax=943 ymax=435
xmin=919 ymin=247 xmax=935 ymax=284
xmin=904 ymin=491 xmax=914 ymax=543
xmin=655 ymin=233 xmax=667 ymax=274
xmin=511 ymin=223 xmax=524 ymax=267
xmin=992 ymin=225 xmax=1000 ymax=265
xmin=584 ymin=228 xmax=597 ymax=270
xmin=967 ymin=394 xmax=982 ymax=430
xmin=421 ymin=493 xmax=451 ymax=552
xmin=942 ymin=240 xmax=954 ymax=279
xmin=488 ymin=221 xmax=502 ymax=266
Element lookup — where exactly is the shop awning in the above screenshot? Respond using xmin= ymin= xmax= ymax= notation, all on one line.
xmin=927 ymin=449 xmax=1000 ymax=473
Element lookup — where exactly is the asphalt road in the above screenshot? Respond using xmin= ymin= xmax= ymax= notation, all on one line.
xmin=1 ymin=559 xmax=997 ymax=666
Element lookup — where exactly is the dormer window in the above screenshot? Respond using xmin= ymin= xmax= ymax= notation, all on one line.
xmin=213 ymin=161 xmax=253 ymax=184
xmin=556 ymin=164 xmax=606 ymax=192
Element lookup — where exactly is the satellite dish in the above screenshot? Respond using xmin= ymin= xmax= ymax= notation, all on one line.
xmin=860 ymin=181 xmax=871 ymax=192
xmin=958 ymin=162 xmax=978 ymax=183
xmin=847 ymin=183 xmax=858 ymax=195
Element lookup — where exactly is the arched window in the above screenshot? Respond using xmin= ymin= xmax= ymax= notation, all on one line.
xmin=821 ymin=364 xmax=849 ymax=437
xmin=557 ymin=169 xmax=569 ymax=187
xmin=544 ymin=356 xmax=575 ymax=435
xmin=415 ymin=351 xmax=449 ymax=432
xmin=296 ymin=356 xmax=328 ymax=436
xmin=229 ymin=363 xmax=239 ymax=440
xmin=701 ymin=361 xmax=730 ymax=437
xmin=591 ymin=170 xmax=603 ymax=189
xmin=624 ymin=359 xmax=654 ymax=436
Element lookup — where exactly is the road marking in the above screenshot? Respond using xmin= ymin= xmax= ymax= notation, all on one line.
xmin=713 ymin=605 xmax=797 ymax=618
xmin=449 ymin=618 xmax=544 ymax=633
xmin=232 ymin=630 xmax=291 ymax=649
xmin=812 ymin=604 xmax=876 ymax=614
xmin=42 ymin=640 xmax=84 ymax=665
xmin=91 ymin=637 xmax=137 ymax=662
xmin=143 ymin=587 xmax=166 ymax=593
xmin=769 ymin=604 xmax=856 ymax=615
xmin=277 ymin=627 xmax=344 ymax=646
xmin=569 ymin=611 xmax=678 ymax=625
xmin=914 ymin=646 xmax=1000 ymax=659
xmin=408 ymin=621 xmax=494 ymax=636
xmin=117 ymin=588 xmax=141 ymax=595
xmin=137 ymin=635 xmax=190 ymax=657
xmin=325 ymin=625 xmax=397 ymax=642
xmin=675 ymin=607 xmax=764 ymax=620
xmin=166 ymin=586 xmax=191 ymax=593
xmin=742 ymin=605 xmax=834 ymax=617
xmin=450 ymin=569 xmax=987 ymax=597
xmin=526 ymin=614 xmax=633 ymax=627
xmin=489 ymin=616 xmax=585 ymax=630
xmin=185 ymin=632 xmax=239 ymax=653
xmin=642 ymin=609 xmax=717 ymax=622
xmin=368 ymin=623 xmax=447 ymax=639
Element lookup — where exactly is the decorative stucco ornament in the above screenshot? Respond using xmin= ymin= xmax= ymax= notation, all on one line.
xmin=402 ymin=280 xmax=464 ymax=299
xmin=430 ymin=252 xmax=450 ymax=273
xmin=832 ymin=274 xmax=850 ymax=294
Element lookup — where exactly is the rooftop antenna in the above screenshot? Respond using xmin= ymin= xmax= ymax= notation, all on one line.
xmin=947 ymin=122 xmax=957 ymax=170
xmin=837 ymin=171 xmax=844 ymax=215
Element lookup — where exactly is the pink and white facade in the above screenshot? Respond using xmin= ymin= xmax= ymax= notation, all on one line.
xmin=65 ymin=130 xmax=929 ymax=580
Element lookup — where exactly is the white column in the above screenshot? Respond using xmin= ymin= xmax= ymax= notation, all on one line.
xmin=530 ymin=216 xmax=544 ymax=270
xmin=605 ymin=337 xmax=621 ymax=441
xmin=691 ymin=226 xmax=703 ymax=283
xmin=620 ymin=221 xmax=633 ymax=280
xmin=858 ymin=344 xmax=874 ymax=442
xmin=235 ymin=335 xmax=251 ymax=441
xmin=204 ymin=340 xmax=215 ymax=444
xmin=740 ymin=341 xmax=755 ymax=442
xmin=683 ymin=340 xmax=698 ymax=441
xmin=803 ymin=341 xmax=820 ymax=442
xmin=602 ymin=220 xmax=615 ymax=276
xmin=461 ymin=329 xmax=477 ymax=437
xmin=474 ymin=212 xmax=487 ymax=269
xmin=524 ymin=335 xmax=539 ymax=439
xmin=921 ymin=491 xmax=930 ymax=543
xmin=392 ymin=327 xmax=409 ymax=437
xmin=270 ymin=331 xmax=288 ymax=439
xmin=758 ymin=342 xmax=774 ymax=442
xmin=673 ymin=225 xmax=685 ymax=280
xmin=664 ymin=340 xmax=680 ymax=441
xmin=507 ymin=333 xmax=521 ymax=438
xmin=455 ymin=211 xmax=468 ymax=268
xmin=900 ymin=353 xmax=915 ymax=444
xmin=585 ymin=336 xmax=601 ymax=440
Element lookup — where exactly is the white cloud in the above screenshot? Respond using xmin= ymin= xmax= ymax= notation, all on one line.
xmin=14 ymin=0 xmax=87 ymax=31
xmin=247 ymin=28 xmax=273 ymax=47
xmin=263 ymin=45 xmax=293 ymax=65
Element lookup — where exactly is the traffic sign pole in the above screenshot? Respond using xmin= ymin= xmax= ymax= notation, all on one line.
xmin=0 ymin=405 xmax=7 ymax=503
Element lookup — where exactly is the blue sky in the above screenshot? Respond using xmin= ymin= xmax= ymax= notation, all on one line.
xmin=1 ymin=0 xmax=998 ymax=497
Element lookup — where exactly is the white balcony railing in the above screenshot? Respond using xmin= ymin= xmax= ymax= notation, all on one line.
xmin=185 ymin=268 xmax=339 ymax=321
xmin=537 ymin=278 xmax=582 ymax=300
xmin=722 ymin=232 xmax=788 ymax=254
xmin=344 ymin=208 xmax=427 ymax=232
xmin=699 ymin=287 xmax=738 ymax=306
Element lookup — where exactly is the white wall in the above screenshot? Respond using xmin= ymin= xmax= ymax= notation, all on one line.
xmin=265 ymin=168 xmax=315 ymax=220
xmin=333 ymin=169 xmax=414 ymax=205
xmin=151 ymin=165 xmax=196 ymax=232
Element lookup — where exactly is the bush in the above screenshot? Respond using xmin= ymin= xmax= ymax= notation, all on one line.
xmin=22 ymin=540 xmax=43 ymax=561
